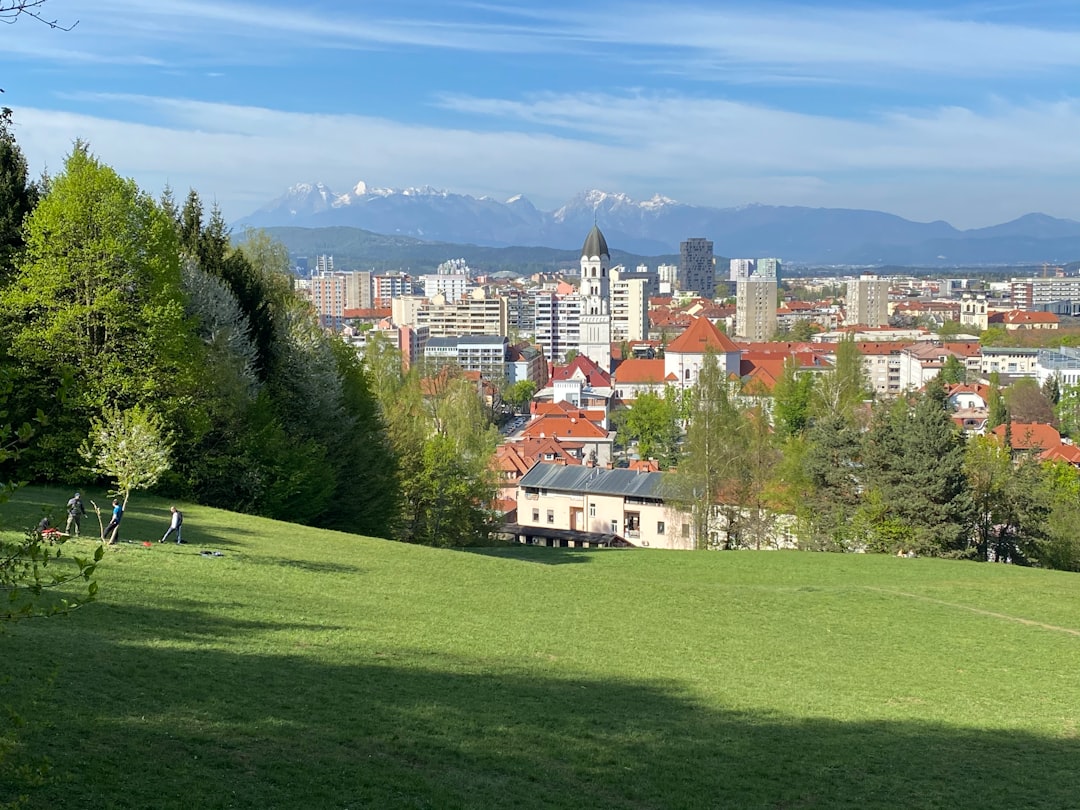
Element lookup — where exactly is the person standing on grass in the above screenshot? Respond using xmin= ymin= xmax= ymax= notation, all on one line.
xmin=103 ymin=499 xmax=123 ymax=544
xmin=160 ymin=506 xmax=184 ymax=544
xmin=65 ymin=492 xmax=86 ymax=536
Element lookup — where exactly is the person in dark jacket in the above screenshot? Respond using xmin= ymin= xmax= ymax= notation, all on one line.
xmin=65 ymin=492 xmax=86 ymax=536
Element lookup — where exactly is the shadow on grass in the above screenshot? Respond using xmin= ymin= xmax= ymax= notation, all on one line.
xmin=462 ymin=546 xmax=599 ymax=566
xmin=5 ymin=614 xmax=1079 ymax=810
xmin=260 ymin=558 xmax=367 ymax=576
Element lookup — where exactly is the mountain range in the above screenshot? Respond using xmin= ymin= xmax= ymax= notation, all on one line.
xmin=236 ymin=182 xmax=1080 ymax=267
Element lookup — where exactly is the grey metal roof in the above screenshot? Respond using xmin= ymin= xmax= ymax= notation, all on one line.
xmin=519 ymin=462 xmax=666 ymax=499
xmin=581 ymin=224 xmax=610 ymax=259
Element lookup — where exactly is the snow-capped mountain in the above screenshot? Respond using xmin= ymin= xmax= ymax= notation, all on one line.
xmin=236 ymin=181 xmax=1080 ymax=264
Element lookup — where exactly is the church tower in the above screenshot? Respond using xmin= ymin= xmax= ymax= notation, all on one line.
xmin=578 ymin=224 xmax=612 ymax=371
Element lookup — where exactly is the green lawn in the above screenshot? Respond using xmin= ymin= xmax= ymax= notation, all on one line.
xmin=3 ymin=486 xmax=1080 ymax=809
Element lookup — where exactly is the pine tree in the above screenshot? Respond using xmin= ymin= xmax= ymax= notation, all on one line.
xmin=0 ymin=108 xmax=37 ymax=281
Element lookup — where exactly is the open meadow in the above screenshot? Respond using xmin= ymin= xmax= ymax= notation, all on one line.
xmin=3 ymin=486 xmax=1080 ymax=809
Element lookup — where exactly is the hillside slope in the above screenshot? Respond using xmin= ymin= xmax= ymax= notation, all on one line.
xmin=3 ymin=486 xmax=1079 ymax=809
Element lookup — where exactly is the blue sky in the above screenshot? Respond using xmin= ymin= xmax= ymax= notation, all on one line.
xmin=5 ymin=0 xmax=1080 ymax=228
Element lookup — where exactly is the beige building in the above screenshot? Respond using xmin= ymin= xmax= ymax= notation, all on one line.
xmin=610 ymin=269 xmax=649 ymax=342
xmin=415 ymin=288 xmax=509 ymax=338
xmin=846 ymin=274 xmax=890 ymax=327
xmin=736 ymin=277 xmax=777 ymax=341
xmin=514 ymin=463 xmax=695 ymax=549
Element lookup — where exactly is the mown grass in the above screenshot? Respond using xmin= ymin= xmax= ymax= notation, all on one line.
xmin=2 ymin=485 xmax=1080 ymax=809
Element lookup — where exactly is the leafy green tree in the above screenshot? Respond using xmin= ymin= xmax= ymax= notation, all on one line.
xmin=939 ymin=354 xmax=966 ymax=385
xmin=616 ymin=389 xmax=679 ymax=467
xmin=864 ymin=379 xmax=973 ymax=555
xmin=771 ymin=356 xmax=814 ymax=438
xmin=504 ymin=379 xmax=538 ymax=414
xmin=1056 ymin=382 xmax=1080 ymax=438
xmin=80 ymin=404 xmax=171 ymax=541
xmin=964 ymin=434 xmax=1048 ymax=563
xmin=1040 ymin=461 xmax=1080 ymax=571
xmin=1004 ymin=378 xmax=1056 ymax=425
xmin=666 ymin=351 xmax=745 ymax=549
xmin=813 ymin=333 xmax=868 ymax=420
xmin=0 ymin=142 xmax=193 ymax=481
xmin=986 ymin=377 xmax=1009 ymax=431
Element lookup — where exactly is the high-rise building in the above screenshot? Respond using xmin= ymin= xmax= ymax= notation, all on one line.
xmin=846 ymin=274 xmax=890 ymax=327
xmin=735 ymin=277 xmax=778 ymax=341
xmin=755 ymin=257 xmax=781 ymax=282
xmin=678 ymin=238 xmax=715 ymax=295
xmin=610 ymin=269 xmax=649 ymax=343
xmin=729 ymin=258 xmax=756 ymax=281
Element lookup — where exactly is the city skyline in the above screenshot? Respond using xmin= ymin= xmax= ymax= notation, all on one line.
xmin=5 ymin=0 xmax=1080 ymax=228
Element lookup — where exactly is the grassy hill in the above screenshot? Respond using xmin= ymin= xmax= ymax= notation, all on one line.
xmin=3 ymin=486 xmax=1080 ymax=809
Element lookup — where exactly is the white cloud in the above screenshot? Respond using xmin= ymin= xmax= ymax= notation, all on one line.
xmin=14 ymin=92 xmax=1080 ymax=229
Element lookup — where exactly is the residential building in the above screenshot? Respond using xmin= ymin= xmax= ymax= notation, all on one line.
xmin=421 ymin=258 xmax=471 ymax=301
xmin=980 ymin=347 xmax=1039 ymax=378
xmin=610 ymin=269 xmax=649 ymax=342
xmin=678 ymin=238 xmax=715 ymax=296
xmin=1009 ymin=277 xmax=1080 ymax=315
xmin=373 ymin=272 xmax=413 ymax=306
xmin=846 ymin=274 xmax=890 ymax=327
xmin=1038 ymin=347 xmax=1080 ymax=388
xmin=422 ymin=334 xmax=509 ymax=379
xmin=506 ymin=343 xmax=548 ymax=386
xmin=729 ymin=258 xmax=755 ymax=281
xmin=513 ymin=462 xmax=694 ymax=549
xmin=534 ymin=289 xmax=581 ymax=366
xmin=416 ymin=288 xmax=509 ymax=337
xmin=735 ymin=277 xmax=778 ymax=341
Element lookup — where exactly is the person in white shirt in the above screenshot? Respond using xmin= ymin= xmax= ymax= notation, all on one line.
xmin=160 ymin=506 xmax=184 ymax=544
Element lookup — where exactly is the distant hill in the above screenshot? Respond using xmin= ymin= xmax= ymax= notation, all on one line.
xmin=237 ymin=181 xmax=1080 ymax=267
xmin=257 ymin=225 xmax=679 ymax=275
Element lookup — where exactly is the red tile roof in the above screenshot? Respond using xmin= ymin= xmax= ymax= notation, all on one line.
xmin=990 ymin=422 xmax=1062 ymax=451
xmin=666 ymin=316 xmax=740 ymax=354
xmin=612 ymin=358 xmax=667 ymax=384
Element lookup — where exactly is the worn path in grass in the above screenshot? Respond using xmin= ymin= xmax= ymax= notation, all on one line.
xmin=2 ymin=486 xmax=1079 ymax=809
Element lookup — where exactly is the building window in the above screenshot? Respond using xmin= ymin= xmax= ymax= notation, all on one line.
xmin=532 ymin=509 xmax=539 ymax=522
xmin=547 ymin=510 xmax=555 ymax=524
xmin=589 ymin=503 xmax=596 ymax=517
xmin=681 ymin=523 xmax=690 ymax=538
xmin=657 ymin=521 xmax=665 ymax=535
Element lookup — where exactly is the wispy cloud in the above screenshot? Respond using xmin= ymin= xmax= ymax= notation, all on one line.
xmin=14 ymin=1 xmax=1080 ymax=79
xmin=15 ymin=92 xmax=1080 ymax=228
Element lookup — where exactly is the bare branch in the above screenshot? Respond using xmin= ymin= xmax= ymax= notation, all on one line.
xmin=0 ymin=0 xmax=78 ymax=31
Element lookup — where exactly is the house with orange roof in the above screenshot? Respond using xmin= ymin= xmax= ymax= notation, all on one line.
xmin=518 ymin=409 xmax=616 ymax=467
xmin=990 ymin=422 xmax=1063 ymax=453
xmin=664 ymin=316 xmax=741 ymax=390
xmin=945 ymin=383 xmax=991 ymax=411
xmin=990 ymin=310 xmax=1060 ymax=331
xmin=611 ymin=357 xmax=668 ymax=402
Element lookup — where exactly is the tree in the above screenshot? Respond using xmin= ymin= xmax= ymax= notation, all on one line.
xmin=616 ymin=389 xmax=679 ymax=467
xmin=0 ymin=143 xmax=192 ymax=482
xmin=939 ymin=354 xmax=966 ymax=385
xmin=771 ymin=356 xmax=814 ymax=438
xmin=964 ymin=434 xmax=1048 ymax=564
xmin=0 ymin=0 xmax=76 ymax=29
xmin=986 ymin=377 xmax=1008 ymax=431
xmin=863 ymin=379 xmax=973 ymax=555
xmin=1004 ymin=378 xmax=1056 ymax=426
xmin=80 ymin=405 xmax=171 ymax=541
xmin=666 ymin=351 xmax=745 ymax=549
xmin=504 ymin=379 xmax=537 ymax=415
xmin=812 ymin=333 xmax=868 ymax=420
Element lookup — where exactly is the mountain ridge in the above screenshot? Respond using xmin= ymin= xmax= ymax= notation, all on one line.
xmin=236 ymin=181 xmax=1080 ymax=266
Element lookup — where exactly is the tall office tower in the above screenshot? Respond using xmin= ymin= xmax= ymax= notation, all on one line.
xmin=315 ymin=255 xmax=334 ymax=274
xmin=579 ymin=224 xmax=613 ymax=371
xmin=678 ymin=238 xmax=715 ymax=295
xmin=736 ymin=277 xmax=778 ymax=341
xmin=729 ymin=258 xmax=756 ymax=281
xmin=847 ymin=274 xmax=890 ymax=327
